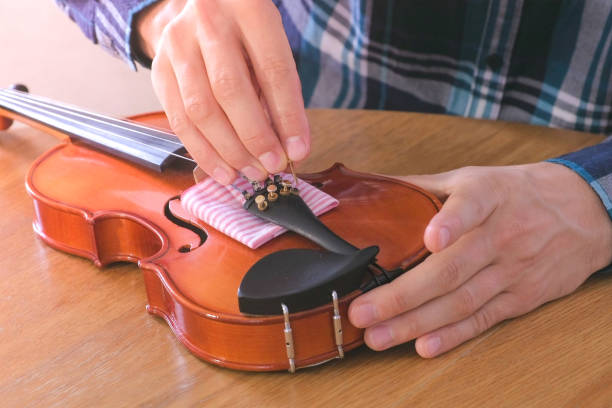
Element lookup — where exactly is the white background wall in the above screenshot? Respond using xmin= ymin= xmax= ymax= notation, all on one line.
xmin=0 ymin=1 xmax=161 ymax=117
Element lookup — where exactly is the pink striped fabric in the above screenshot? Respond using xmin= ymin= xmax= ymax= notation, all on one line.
xmin=181 ymin=174 xmax=339 ymax=249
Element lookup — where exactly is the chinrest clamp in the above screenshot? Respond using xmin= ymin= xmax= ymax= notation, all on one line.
xmin=282 ymin=303 xmax=296 ymax=373
xmin=332 ymin=291 xmax=344 ymax=358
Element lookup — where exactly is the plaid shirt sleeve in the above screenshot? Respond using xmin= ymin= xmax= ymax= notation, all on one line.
xmin=54 ymin=0 xmax=159 ymax=70
xmin=548 ymin=141 xmax=612 ymax=219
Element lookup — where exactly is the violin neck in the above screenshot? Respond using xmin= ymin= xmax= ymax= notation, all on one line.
xmin=0 ymin=88 xmax=188 ymax=171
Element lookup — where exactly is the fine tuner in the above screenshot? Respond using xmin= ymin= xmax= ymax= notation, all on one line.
xmin=244 ymin=175 xmax=300 ymax=211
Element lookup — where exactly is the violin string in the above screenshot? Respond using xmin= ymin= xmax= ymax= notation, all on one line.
xmin=0 ymin=89 xmax=186 ymax=148
xmin=288 ymin=160 xmax=298 ymax=188
xmin=2 ymin=90 xmax=292 ymax=184
xmin=0 ymin=91 xmax=196 ymax=165
xmin=0 ymin=89 xmax=290 ymax=184
xmin=0 ymin=92 xmax=195 ymax=165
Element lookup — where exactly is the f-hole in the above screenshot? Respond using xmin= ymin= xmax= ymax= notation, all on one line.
xmin=164 ymin=195 xmax=207 ymax=252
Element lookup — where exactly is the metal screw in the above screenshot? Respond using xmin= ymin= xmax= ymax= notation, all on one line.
xmin=255 ymin=195 xmax=268 ymax=211
xmin=280 ymin=180 xmax=291 ymax=195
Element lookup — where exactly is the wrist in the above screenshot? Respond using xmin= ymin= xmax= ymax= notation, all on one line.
xmin=134 ymin=0 xmax=184 ymax=59
xmin=527 ymin=161 xmax=612 ymax=276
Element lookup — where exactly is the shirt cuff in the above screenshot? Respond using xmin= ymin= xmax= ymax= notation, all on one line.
xmin=91 ymin=0 xmax=162 ymax=70
xmin=547 ymin=139 xmax=612 ymax=221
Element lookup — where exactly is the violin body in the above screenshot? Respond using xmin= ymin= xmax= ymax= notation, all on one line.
xmin=15 ymin=109 xmax=441 ymax=371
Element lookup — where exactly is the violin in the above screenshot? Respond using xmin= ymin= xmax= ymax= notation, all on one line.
xmin=0 ymin=85 xmax=440 ymax=372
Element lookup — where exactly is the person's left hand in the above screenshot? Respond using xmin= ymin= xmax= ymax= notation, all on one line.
xmin=348 ymin=162 xmax=612 ymax=357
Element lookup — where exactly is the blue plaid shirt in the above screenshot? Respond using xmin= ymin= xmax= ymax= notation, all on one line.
xmin=56 ymin=0 xmax=612 ymax=219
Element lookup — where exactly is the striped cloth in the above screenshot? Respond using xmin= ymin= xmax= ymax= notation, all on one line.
xmin=181 ymin=174 xmax=338 ymax=249
xmin=56 ymin=0 xmax=612 ymax=219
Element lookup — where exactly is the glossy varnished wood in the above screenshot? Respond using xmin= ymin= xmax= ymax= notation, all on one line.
xmin=17 ymin=106 xmax=440 ymax=371
xmin=1 ymin=110 xmax=610 ymax=407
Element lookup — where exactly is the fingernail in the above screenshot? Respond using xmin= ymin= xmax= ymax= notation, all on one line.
xmin=425 ymin=336 xmax=441 ymax=356
xmin=368 ymin=325 xmax=393 ymax=349
xmin=286 ymin=136 xmax=307 ymax=161
xmin=351 ymin=303 xmax=377 ymax=327
xmin=438 ymin=226 xmax=450 ymax=249
xmin=259 ymin=151 xmax=282 ymax=173
xmin=241 ymin=165 xmax=265 ymax=181
xmin=212 ymin=167 xmax=231 ymax=185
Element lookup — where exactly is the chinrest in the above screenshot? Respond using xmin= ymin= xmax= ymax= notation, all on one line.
xmin=238 ymin=246 xmax=379 ymax=315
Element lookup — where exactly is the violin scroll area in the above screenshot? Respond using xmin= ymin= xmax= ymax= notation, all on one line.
xmin=0 ymin=84 xmax=29 ymax=130
xmin=11 ymin=84 xmax=29 ymax=93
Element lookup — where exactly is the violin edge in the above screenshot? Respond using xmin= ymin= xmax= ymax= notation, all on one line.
xmin=300 ymin=162 xmax=443 ymax=212
xmin=23 ymin=124 xmax=441 ymax=372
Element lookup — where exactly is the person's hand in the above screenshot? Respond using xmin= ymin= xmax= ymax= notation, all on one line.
xmin=349 ymin=162 xmax=612 ymax=357
xmin=135 ymin=0 xmax=310 ymax=184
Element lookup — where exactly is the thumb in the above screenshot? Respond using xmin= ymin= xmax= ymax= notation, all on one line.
xmin=386 ymin=172 xmax=454 ymax=200
xmin=424 ymin=177 xmax=499 ymax=253
xmin=385 ymin=170 xmax=498 ymax=254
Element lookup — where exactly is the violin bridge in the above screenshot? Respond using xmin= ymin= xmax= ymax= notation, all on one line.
xmin=282 ymin=304 xmax=296 ymax=373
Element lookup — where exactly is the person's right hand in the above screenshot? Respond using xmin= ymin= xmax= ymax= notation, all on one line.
xmin=135 ymin=0 xmax=310 ymax=184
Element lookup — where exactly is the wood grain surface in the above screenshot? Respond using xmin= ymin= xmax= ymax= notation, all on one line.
xmin=1 ymin=110 xmax=610 ymax=407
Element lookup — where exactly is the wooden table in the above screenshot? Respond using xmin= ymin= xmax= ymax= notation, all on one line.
xmin=1 ymin=110 xmax=610 ymax=407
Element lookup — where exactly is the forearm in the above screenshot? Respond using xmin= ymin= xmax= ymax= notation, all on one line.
xmin=132 ymin=0 xmax=187 ymax=67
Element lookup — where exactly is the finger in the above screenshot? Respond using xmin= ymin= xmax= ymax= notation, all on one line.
xmin=425 ymin=177 xmax=500 ymax=253
xmin=151 ymin=51 xmax=235 ymax=184
xmin=395 ymin=173 xmax=454 ymax=199
xmin=164 ymin=26 xmax=267 ymax=181
xmin=349 ymin=228 xmax=495 ymax=328
xmin=414 ymin=292 xmax=517 ymax=358
xmin=194 ymin=4 xmax=288 ymax=174
xmin=363 ymin=264 xmax=504 ymax=351
xmin=238 ymin=2 xmax=310 ymax=162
